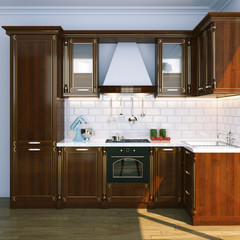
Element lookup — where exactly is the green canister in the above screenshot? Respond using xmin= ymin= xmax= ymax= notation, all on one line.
xmin=150 ymin=129 xmax=157 ymax=139
xmin=159 ymin=129 xmax=166 ymax=138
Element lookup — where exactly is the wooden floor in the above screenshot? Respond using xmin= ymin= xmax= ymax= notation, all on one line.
xmin=1 ymin=199 xmax=240 ymax=240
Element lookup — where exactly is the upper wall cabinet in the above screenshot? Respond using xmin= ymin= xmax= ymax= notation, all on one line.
xmin=191 ymin=13 xmax=240 ymax=96
xmin=157 ymin=39 xmax=187 ymax=96
xmin=63 ymin=38 xmax=98 ymax=97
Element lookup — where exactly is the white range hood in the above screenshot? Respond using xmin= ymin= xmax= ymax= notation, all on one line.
xmin=100 ymin=42 xmax=156 ymax=93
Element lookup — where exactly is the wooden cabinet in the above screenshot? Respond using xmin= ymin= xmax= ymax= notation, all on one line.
xmin=12 ymin=147 xmax=57 ymax=208
xmin=61 ymin=147 xmax=102 ymax=207
xmin=3 ymin=27 xmax=64 ymax=208
xmin=191 ymin=13 xmax=240 ymax=95
xmin=183 ymin=149 xmax=240 ymax=225
xmin=183 ymin=149 xmax=196 ymax=217
xmin=63 ymin=38 xmax=98 ymax=97
xmin=153 ymin=147 xmax=182 ymax=207
xmin=157 ymin=39 xmax=187 ymax=96
xmin=106 ymin=183 xmax=149 ymax=208
xmin=193 ymin=152 xmax=240 ymax=225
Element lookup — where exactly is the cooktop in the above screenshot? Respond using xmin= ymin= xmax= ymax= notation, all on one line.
xmin=105 ymin=139 xmax=150 ymax=143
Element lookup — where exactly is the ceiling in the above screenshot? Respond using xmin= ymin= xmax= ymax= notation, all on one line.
xmin=0 ymin=0 xmax=232 ymax=11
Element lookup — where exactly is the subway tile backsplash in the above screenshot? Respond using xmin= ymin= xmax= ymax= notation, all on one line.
xmin=64 ymin=95 xmax=240 ymax=144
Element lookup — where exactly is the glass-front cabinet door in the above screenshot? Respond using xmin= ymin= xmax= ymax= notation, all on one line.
xmin=157 ymin=39 xmax=187 ymax=96
xmin=63 ymin=38 xmax=98 ymax=97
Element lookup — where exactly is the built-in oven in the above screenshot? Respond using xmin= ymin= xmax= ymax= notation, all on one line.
xmin=106 ymin=147 xmax=150 ymax=183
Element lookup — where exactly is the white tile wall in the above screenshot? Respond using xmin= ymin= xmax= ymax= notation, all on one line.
xmin=218 ymin=96 xmax=240 ymax=146
xmin=64 ymin=95 xmax=240 ymax=141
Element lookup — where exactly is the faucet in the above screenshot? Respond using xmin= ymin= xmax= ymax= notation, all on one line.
xmin=226 ymin=131 xmax=235 ymax=146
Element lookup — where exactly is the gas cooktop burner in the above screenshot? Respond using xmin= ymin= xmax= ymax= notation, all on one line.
xmin=105 ymin=139 xmax=150 ymax=143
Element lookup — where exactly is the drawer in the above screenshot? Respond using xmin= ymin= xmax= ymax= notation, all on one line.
xmin=14 ymin=141 xmax=54 ymax=148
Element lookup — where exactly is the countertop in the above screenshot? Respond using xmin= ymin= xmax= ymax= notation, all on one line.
xmin=57 ymin=139 xmax=240 ymax=153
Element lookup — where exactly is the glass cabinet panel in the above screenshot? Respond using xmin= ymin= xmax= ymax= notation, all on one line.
xmin=63 ymin=39 xmax=98 ymax=97
xmin=158 ymin=39 xmax=186 ymax=96
xmin=72 ymin=43 xmax=93 ymax=88
xmin=162 ymin=43 xmax=182 ymax=88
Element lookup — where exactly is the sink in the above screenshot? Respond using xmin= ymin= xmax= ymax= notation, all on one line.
xmin=183 ymin=141 xmax=240 ymax=148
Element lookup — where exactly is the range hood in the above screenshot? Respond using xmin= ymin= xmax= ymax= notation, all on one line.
xmin=99 ymin=42 xmax=156 ymax=94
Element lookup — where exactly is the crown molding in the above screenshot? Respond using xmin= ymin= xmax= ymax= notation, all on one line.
xmin=0 ymin=6 xmax=211 ymax=15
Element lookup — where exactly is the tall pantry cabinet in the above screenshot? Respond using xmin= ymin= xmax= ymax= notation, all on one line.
xmin=3 ymin=27 xmax=64 ymax=208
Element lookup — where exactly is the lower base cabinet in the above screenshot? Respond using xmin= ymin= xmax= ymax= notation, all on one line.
xmin=153 ymin=147 xmax=182 ymax=207
xmin=11 ymin=146 xmax=57 ymax=208
xmin=106 ymin=183 xmax=149 ymax=208
xmin=61 ymin=147 xmax=102 ymax=208
xmin=193 ymin=152 xmax=240 ymax=225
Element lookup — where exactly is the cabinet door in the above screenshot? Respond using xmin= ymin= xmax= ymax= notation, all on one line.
xmin=62 ymin=147 xmax=102 ymax=207
xmin=153 ymin=147 xmax=182 ymax=207
xmin=183 ymin=149 xmax=195 ymax=217
xmin=215 ymin=21 xmax=240 ymax=93
xmin=11 ymin=147 xmax=57 ymax=208
xmin=63 ymin=39 xmax=98 ymax=97
xmin=157 ymin=39 xmax=186 ymax=96
xmin=197 ymin=27 xmax=215 ymax=95
xmin=12 ymin=35 xmax=55 ymax=144
xmin=197 ymin=31 xmax=207 ymax=94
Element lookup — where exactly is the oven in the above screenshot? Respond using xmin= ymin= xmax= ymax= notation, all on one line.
xmin=106 ymin=147 xmax=150 ymax=183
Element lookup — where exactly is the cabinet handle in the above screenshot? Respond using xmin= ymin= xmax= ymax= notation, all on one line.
xmin=28 ymin=148 xmax=40 ymax=151
xmin=185 ymin=190 xmax=191 ymax=195
xmin=185 ymin=170 xmax=191 ymax=175
xmin=76 ymin=148 xmax=88 ymax=151
xmin=77 ymin=88 xmax=89 ymax=92
xmin=162 ymin=148 xmax=174 ymax=151
xmin=28 ymin=142 xmax=40 ymax=145
xmin=185 ymin=150 xmax=191 ymax=154
xmin=206 ymin=85 xmax=212 ymax=89
xmin=198 ymin=87 xmax=204 ymax=91
xmin=167 ymin=89 xmax=178 ymax=92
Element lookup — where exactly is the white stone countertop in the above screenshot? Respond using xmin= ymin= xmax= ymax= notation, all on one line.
xmin=57 ymin=138 xmax=240 ymax=153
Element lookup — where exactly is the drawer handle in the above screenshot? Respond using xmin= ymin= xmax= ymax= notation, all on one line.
xmin=198 ymin=87 xmax=203 ymax=91
xmin=28 ymin=142 xmax=40 ymax=145
xmin=163 ymin=148 xmax=173 ymax=151
xmin=185 ymin=150 xmax=191 ymax=154
xmin=185 ymin=170 xmax=191 ymax=175
xmin=206 ymin=85 xmax=212 ymax=89
xmin=77 ymin=89 xmax=89 ymax=92
xmin=167 ymin=89 xmax=178 ymax=92
xmin=185 ymin=190 xmax=191 ymax=195
xmin=28 ymin=148 xmax=40 ymax=151
xmin=76 ymin=148 xmax=88 ymax=151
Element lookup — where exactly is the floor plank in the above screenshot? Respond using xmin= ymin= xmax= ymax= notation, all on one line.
xmin=0 ymin=198 xmax=240 ymax=240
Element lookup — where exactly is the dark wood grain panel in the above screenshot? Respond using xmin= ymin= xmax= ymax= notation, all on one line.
xmin=62 ymin=147 xmax=102 ymax=207
xmin=14 ymin=35 xmax=53 ymax=142
xmin=153 ymin=148 xmax=182 ymax=207
xmin=215 ymin=21 xmax=240 ymax=92
xmin=107 ymin=183 xmax=149 ymax=208
xmin=11 ymin=147 xmax=57 ymax=208
xmin=193 ymin=153 xmax=240 ymax=225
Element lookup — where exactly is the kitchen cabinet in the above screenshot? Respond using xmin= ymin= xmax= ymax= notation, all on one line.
xmin=61 ymin=147 xmax=102 ymax=207
xmin=157 ymin=39 xmax=187 ymax=96
xmin=3 ymin=27 xmax=64 ymax=208
xmin=63 ymin=38 xmax=98 ymax=97
xmin=193 ymin=152 xmax=240 ymax=225
xmin=183 ymin=149 xmax=240 ymax=225
xmin=106 ymin=183 xmax=149 ymax=208
xmin=12 ymin=146 xmax=57 ymax=208
xmin=183 ymin=149 xmax=195 ymax=218
xmin=153 ymin=147 xmax=182 ymax=207
xmin=191 ymin=13 xmax=240 ymax=95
